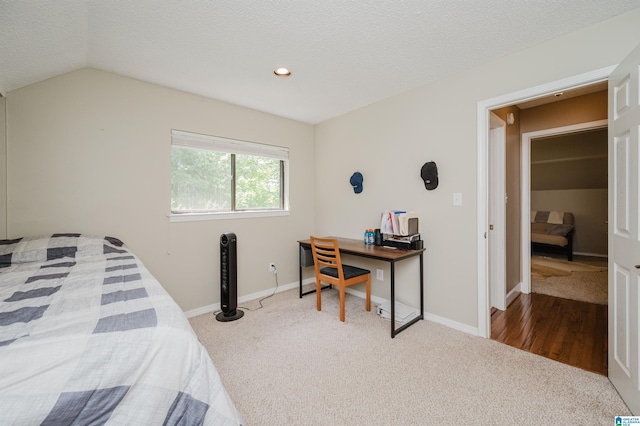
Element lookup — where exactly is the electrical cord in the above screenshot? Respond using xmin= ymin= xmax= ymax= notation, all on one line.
xmin=239 ymin=268 xmax=279 ymax=312
xmin=212 ymin=268 xmax=280 ymax=316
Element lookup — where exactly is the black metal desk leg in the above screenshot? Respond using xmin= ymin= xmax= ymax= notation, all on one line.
xmin=419 ymin=253 xmax=424 ymax=318
xmin=298 ymin=243 xmax=331 ymax=297
xmin=390 ymin=261 xmax=396 ymax=338
xmin=299 ymin=263 xmax=303 ymax=298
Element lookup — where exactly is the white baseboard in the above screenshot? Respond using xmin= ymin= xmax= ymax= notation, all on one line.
xmin=184 ymin=303 xmax=220 ymax=318
xmin=344 ymin=287 xmax=479 ymax=336
xmin=424 ymin=312 xmax=479 ymax=336
xmin=186 ymin=279 xmax=479 ymax=337
xmin=343 ymin=286 xmax=387 ymax=305
xmin=506 ymin=282 xmax=522 ymax=307
xmin=183 ymin=278 xmax=303 ymax=318
xmin=573 ymin=251 xmax=608 ymax=258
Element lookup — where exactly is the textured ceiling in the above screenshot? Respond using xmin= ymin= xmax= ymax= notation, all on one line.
xmin=1 ymin=1 xmax=640 ymax=123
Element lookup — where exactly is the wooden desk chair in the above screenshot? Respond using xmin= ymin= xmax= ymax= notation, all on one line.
xmin=309 ymin=236 xmax=371 ymax=322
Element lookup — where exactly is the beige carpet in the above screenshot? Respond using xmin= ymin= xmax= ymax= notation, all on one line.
xmin=531 ymin=255 xmax=608 ymax=305
xmin=190 ymin=288 xmax=629 ymax=425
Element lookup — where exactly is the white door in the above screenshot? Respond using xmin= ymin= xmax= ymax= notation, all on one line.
xmin=609 ymin=42 xmax=640 ymax=415
xmin=489 ymin=113 xmax=506 ymax=310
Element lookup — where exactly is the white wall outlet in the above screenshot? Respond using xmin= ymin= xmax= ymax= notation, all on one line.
xmin=453 ymin=192 xmax=463 ymax=206
xmin=376 ymin=269 xmax=383 ymax=281
xmin=269 ymin=262 xmax=276 ymax=273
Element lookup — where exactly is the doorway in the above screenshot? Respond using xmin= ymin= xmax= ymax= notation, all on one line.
xmin=476 ymin=65 xmax=615 ymax=338
xmin=521 ymin=120 xmax=609 ymax=294
xmin=480 ymin=72 xmax=611 ymax=375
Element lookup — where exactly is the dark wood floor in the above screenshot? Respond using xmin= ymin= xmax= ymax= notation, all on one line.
xmin=491 ymin=292 xmax=608 ymax=375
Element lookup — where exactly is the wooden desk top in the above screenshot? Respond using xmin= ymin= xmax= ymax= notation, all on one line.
xmin=298 ymin=237 xmax=424 ymax=262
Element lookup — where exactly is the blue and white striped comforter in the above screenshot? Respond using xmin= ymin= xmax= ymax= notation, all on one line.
xmin=0 ymin=234 xmax=243 ymax=425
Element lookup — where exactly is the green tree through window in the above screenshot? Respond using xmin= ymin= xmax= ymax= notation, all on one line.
xmin=235 ymin=154 xmax=282 ymax=210
xmin=171 ymin=147 xmax=231 ymax=211
xmin=171 ymin=130 xmax=287 ymax=214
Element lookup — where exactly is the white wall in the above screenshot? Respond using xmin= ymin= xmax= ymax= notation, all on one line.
xmin=315 ymin=9 xmax=640 ymax=329
xmin=6 ymin=68 xmax=315 ymax=312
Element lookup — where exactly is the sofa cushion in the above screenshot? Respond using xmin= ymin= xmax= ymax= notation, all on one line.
xmin=532 ymin=211 xmax=550 ymax=223
xmin=547 ymin=211 xmax=564 ymax=224
xmin=531 ymin=222 xmax=573 ymax=237
xmin=549 ymin=224 xmax=574 ymax=236
xmin=532 ymin=210 xmax=565 ymax=223
xmin=531 ymin=210 xmax=575 ymax=226
xmin=531 ymin=222 xmax=555 ymax=234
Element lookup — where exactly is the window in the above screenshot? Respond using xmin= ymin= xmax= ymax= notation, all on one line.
xmin=170 ymin=130 xmax=289 ymax=220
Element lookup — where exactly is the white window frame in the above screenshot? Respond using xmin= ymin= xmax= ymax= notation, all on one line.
xmin=169 ymin=130 xmax=290 ymax=222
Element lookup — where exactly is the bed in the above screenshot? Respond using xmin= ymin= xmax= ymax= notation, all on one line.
xmin=0 ymin=234 xmax=243 ymax=425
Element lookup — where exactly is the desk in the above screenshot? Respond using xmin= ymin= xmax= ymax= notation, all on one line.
xmin=297 ymin=237 xmax=425 ymax=338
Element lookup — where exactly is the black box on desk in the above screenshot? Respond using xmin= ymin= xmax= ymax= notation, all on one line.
xmin=300 ymin=246 xmax=314 ymax=267
xmin=407 ymin=218 xmax=419 ymax=235
xmin=382 ymin=238 xmax=423 ymax=251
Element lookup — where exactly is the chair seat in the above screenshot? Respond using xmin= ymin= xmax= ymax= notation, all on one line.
xmin=320 ymin=264 xmax=370 ymax=280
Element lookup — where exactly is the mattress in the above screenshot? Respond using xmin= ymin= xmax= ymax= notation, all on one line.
xmin=0 ymin=234 xmax=243 ymax=425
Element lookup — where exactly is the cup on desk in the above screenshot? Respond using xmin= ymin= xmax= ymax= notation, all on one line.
xmin=374 ymin=229 xmax=382 ymax=246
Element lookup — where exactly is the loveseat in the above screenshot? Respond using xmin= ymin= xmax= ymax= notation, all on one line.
xmin=531 ymin=210 xmax=575 ymax=261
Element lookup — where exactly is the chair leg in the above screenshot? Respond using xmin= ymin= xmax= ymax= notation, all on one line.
xmin=365 ymin=276 xmax=371 ymax=312
xmin=339 ymin=286 xmax=346 ymax=322
xmin=316 ymin=278 xmax=322 ymax=312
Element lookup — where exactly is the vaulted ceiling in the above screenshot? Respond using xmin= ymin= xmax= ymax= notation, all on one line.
xmin=2 ymin=1 xmax=639 ymax=124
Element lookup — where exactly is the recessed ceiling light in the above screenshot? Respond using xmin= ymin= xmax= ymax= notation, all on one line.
xmin=273 ymin=67 xmax=291 ymax=77
xmin=554 ymin=92 xmax=564 ymax=97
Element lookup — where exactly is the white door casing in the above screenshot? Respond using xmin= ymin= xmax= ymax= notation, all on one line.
xmin=477 ymin=65 xmax=614 ymax=338
xmin=609 ymin=42 xmax=640 ymax=415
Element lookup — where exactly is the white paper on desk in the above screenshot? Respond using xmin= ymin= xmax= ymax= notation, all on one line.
xmin=376 ymin=300 xmax=419 ymax=324
xmin=380 ymin=211 xmax=394 ymax=234
xmin=380 ymin=210 xmax=404 ymax=235
xmin=380 ymin=211 xmax=418 ymax=236
xmin=398 ymin=213 xmax=408 ymax=235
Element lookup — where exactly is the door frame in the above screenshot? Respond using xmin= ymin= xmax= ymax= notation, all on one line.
xmin=476 ymin=65 xmax=615 ymax=338
xmin=520 ymin=120 xmax=608 ymax=294
xmin=489 ymin=113 xmax=507 ymax=310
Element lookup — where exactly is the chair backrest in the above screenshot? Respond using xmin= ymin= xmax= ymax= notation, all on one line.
xmin=309 ymin=236 xmax=344 ymax=282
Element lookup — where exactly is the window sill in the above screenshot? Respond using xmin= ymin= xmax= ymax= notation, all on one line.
xmin=169 ymin=210 xmax=290 ymax=223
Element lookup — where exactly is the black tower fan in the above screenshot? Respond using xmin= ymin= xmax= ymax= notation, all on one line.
xmin=216 ymin=232 xmax=244 ymax=322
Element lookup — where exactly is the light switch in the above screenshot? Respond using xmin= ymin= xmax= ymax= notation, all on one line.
xmin=453 ymin=193 xmax=463 ymax=206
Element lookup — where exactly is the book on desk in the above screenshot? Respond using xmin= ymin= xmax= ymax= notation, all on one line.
xmin=380 ymin=210 xmax=423 ymax=250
